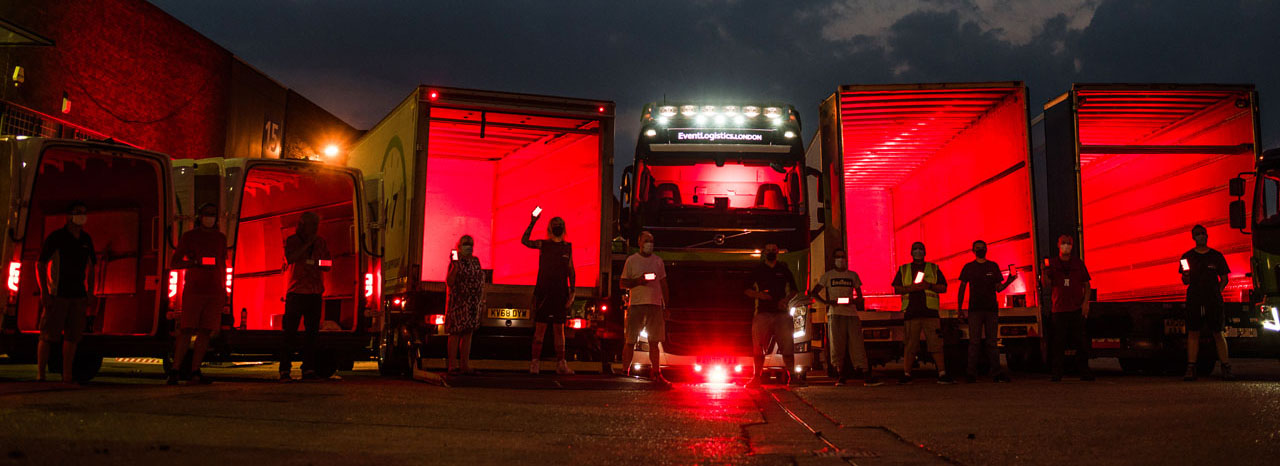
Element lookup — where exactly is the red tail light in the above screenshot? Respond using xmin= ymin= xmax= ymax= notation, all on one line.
xmin=600 ymin=304 xmax=608 ymax=313
xmin=568 ymin=318 xmax=586 ymax=329
xmin=7 ymin=261 xmax=21 ymax=293
xmin=364 ymin=273 xmax=375 ymax=298
xmin=168 ymin=271 xmax=180 ymax=299
xmin=429 ymin=314 xmax=445 ymax=326
xmin=224 ymin=267 xmax=234 ymax=295
xmin=317 ymin=259 xmax=332 ymax=267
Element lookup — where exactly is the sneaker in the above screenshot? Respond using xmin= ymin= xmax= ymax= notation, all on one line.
xmin=529 ymin=360 xmax=541 ymax=375
xmin=1221 ymin=362 xmax=1235 ymax=381
xmin=897 ymin=375 xmax=913 ymax=385
xmin=964 ymin=375 xmax=978 ymax=384
xmin=1183 ymin=364 xmax=1197 ymax=381
xmin=166 ymin=372 xmax=180 ymax=386
xmin=864 ymin=376 xmax=884 ymax=387
xmin=556 ymin=360 xmax=575 ymax=375
xmin=937 ymin=375 xmax=956 ymax=385
xmin=278 ymin=372 xmax=292 ymax=383
xmin=993 ymin=374 xmax=1012 ymax=383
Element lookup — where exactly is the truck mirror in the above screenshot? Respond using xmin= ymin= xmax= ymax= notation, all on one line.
xmin=1229 ymin=200 xmax=1247 ymax=230
xmin=1229 ymin=177 xmax=1246 ymax=197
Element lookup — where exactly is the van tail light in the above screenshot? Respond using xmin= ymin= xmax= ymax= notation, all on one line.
xmin=317 ymin=259 xmax=332 ymax=267
xmin=7 ymin=261 xmax=21 ymax=293
xmin=429 ymin=314 xmax=445 ymax=326
xmin=365 ymin=273 xmax=375 ymax=299
xmin=168 ymin=271 xmax=179 ymax=299
xmin=225 ymin=267 xmax=234 ymax=295
xmin=568 ymin=318 xmax=586 ymax=329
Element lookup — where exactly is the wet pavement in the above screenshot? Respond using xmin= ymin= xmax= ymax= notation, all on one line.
xmin=1 ymin=358 xmax=1278 ymax=465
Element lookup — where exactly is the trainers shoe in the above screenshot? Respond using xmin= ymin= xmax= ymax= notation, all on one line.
xmin=937 ymin=375 xmax=956 ymax=385
xmin=556 ymin=360 xmax=575 ymax=375
xmin=1183 ymin=364 xmax=1197 ymax=381
xmin=964 ymin=375 xmax=978 ymax=384
xmin=529 ymin=360 xmax=541 ymax=375
xmin=993 ymin=374 xmax=1012 ymax=383
xmin=864 ymin=376 xmax=884 ymax=387
xmin=897 ymin=375 xmax=913 ymax=385
xmin=1221 ymin=362 xmax=1235 ymax=381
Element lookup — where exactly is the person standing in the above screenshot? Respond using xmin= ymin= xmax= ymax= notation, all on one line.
xmin=619 ymin=231 xmax=669 ymax=385
xmin=957 ymin=240 xmax=1017 ymax=383
xmin=522 ymin=213 xmax=576 ymax=375
xmin=167 ymin=203 xmax=228 ymax=385
xmin=279 ymin=212 xmax=331 ymax=382
xmin=744 ymin=243 xmax=801 ymax=387
xmin=891 ymin=241 xmax=953 ymax=384
xmin=446 ymin=235 xmax=485 ymax=376
xmin=1180 ymin=224 xmax=1234 ymax=381
xmin=35 ymin=201 xmax=96 ymax=384
xmin=811 ymin=248 xmax=880 ymax=386
xmin=1042 ymin=234 xmax=1094 ymax=382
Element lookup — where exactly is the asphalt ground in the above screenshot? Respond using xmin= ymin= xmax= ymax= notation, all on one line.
xmin=1 ymin=357 xmax=1278 ymax=465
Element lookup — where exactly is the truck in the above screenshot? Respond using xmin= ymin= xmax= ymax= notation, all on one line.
xmin=167 ymin=157 xmax=377 ymax=377
xmin=1229 ymin=147 xmax=1280 ymax=356
xmin=1036 ymin=83 xmax=1277 ymax=373
xmin=619 ymin=102 xmax=818 ymax=381
xmin=345 ymin=86 xmax=616 ymax=376
xmin=1 ymin=137 xmax=175 ymax=381
xmin=815 ymin=82 xmax=1043 ymax=372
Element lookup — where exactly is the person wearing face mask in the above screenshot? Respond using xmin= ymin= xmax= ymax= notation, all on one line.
xmin=891 ymin=241 xmax=952 ymax=384
xmin=619 ymin=231 xmax=669 ymax=385
xmin=1042 ymin=234 xmax=1093 ymax=382
xmin=445 ymin=234 xmax=485 ymax=376
xmin=35 ymin=201 xmax=96 ymax=384
xmin=957 ymin=240 xmax=1017 ymax=383
xmin=811 ymin=248 xmax=880 ymax=386
xmin=166 ymin=203 xmax=228 ymax=385
xmin=1179 ymin=224 xmax=1233 ymax=381
xmin=744 ymin=243 xmax=801 ymax=387
xmin=279 ymin=211 xmax=332 ymax=382
xmin=522 ymin=213 xmax=576 ymax=375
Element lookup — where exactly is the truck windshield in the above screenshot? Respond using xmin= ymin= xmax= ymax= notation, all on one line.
xmin=1256 ymin=170 xmax=1280 ymax=227
xmin=638 ymin=159 xmax=803 ymax=214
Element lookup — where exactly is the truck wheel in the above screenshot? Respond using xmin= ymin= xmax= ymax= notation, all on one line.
xmin=312 ymin=349 xmax=339 ymax=379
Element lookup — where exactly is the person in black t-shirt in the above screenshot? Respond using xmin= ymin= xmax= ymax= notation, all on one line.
xmin=523 ymin=213 xmax=576 ymax=376
xmin=957 ymin=240 xmax=1017 ymax=383
xmin=1180 ymin=224 xmax=1233 ymax=381
xmin=744 ymin=243 xmax=800 ymax=387
xmin=36 ymin=201 xmax=96 ymax=384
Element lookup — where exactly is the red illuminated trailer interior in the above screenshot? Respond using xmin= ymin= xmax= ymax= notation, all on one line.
xmin=420 ymin=107 xmax=602 ymax=287
xmin=1073 ymin=88 xmax=1255 ymax=302
xmin=835 ymin=84 xmax=1034 ymax=310
xmin=231 ymin=166 xmax=359 ymax=331
xmin=644 ymin=163 xmax=801 ymax=212
xmin=17 ymin=148 xmax=165 ymax=336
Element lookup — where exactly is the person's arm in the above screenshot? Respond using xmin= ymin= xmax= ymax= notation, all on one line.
xmin=565 ymin=248 xmax=576 ymax=308
xmin=930 ymin=269 xmax=947 ymax=294
xmin=810 ymin=282 xmax=830 ymax=306
xmin=521 ymin=215 xmax=541 ymax=250
xmin=780 ymin=268 xmax=799 ymax=310
xmin=316 ymin=238 xmax=332 ymax=272
xmin=1219 ymin=255 xmax=1231 ymax=293
xmin=1081 ymin=281 xmax=1091 ymax=317
xmin=660 ymin=278 xmax=670 ymax=308
xmin=854 ymin=286 xmax=865 ymax=311
xmin=169 ymin=233 xmax=193 ymax=270
xmin=36 ymin=235 xmax=56 ymax=299
xmin=996 ymin=266 xmax=1017 ymax=292
xmin=1040 ymin=261 xmax=1055 ymax=287
xmin=956 ymin=280 xmax=968 ymax=311
xmin=284 ymin=235 xmax=311 ymax=265
xmin=1180 ymin=254 xmax=1192 ymax=285
xmin=445 ymin=257 xmax=459 ymax=288
xmin=619 ymin=257 xmax=641 ymax=289
xmin=85 ymin=237 xmax=97 ymax=306
xmin=892 ymin=271 xmax=909 ymax=295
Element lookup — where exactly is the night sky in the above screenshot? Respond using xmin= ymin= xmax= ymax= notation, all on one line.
xmin=150 ymin=0 xmax=1280 ymax=179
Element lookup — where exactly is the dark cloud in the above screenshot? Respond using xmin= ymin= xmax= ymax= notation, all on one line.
xmin=149 ymin=0 xmax=1280 ymax=177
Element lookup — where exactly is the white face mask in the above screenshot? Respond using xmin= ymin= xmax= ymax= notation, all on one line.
xmin=641 ymin=243 xmax=654 ymax=254
xmin=834 ymin=258 xmax=847 ymax=270
xmin=71 ymin=214 xmax=87 ymax=226
xmin=200 ymin=216 xmax=217 ymax=228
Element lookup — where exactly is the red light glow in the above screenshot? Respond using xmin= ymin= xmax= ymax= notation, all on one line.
xmin=7 ymin=262 xmax=20 ymax=293
xmin=429 ymin=91 xmax=439 ymax=100
xmin=694 ymin=364 xmax=703 ymax=373
xmin=706 ymin=365 xmax=729 ymax=384
xmin=168 ymin=271 xmax=179 ymax=299
xmin=200 ymin=257 xmax=216 ymax=266
xmin=365 ymin=273 xmax=374 ymax=298
xmin=600 ymin=304 xmax=608 ymax=312
xmin=598 ymin=106 xmax=606 ymax=113
xmin=569 ymin=318 xmax=586 ymax=329
xmin=644 ymin=163 xmax=796 ymax=210
xmin=430 ymin=314 xmax=445 ymax=326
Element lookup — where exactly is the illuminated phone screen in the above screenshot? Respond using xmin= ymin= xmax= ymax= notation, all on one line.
xmin=914 ymin=272 xmax=925 ymax=284
xmin=532 ymin=206 xmax=543 ymax=217
xmin=836 ymin=297 xmax=851 ymax=304
xmin=644 ymin=273 xmax=656 ymax=280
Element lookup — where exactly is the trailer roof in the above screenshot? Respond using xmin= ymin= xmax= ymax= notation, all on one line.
xmin=835 ymin=83 xmax=1023 ymax=190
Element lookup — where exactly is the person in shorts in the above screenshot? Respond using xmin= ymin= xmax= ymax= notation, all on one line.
xmin=744 ymin=243 xmax=800 ymax=387
xmin=522 ymin=212 xmax=576 ymax=375
xmin=168 ymin=203 xmax=228 ymax=385
xmin=36 ymin=201 xmax=96 ymax=384
xmin=620 ymin=231 xmax=669 ymax=385
xmin=811 ymin=247 xmax=880 ymax=386
xmin=1180 ymin=224 xmax=1233 ymax=381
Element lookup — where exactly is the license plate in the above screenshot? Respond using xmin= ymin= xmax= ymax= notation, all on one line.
xmin=696 ymin=356 xmax=735 ymax=366
xmin=1226 ymin=327 xmax=1258 ymax=338
xmin=488 ymin=308 xmax=529 ymax=320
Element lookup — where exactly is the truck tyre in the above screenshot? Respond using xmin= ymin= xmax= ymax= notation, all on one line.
xmin=378 ymin=323 xmax=408 ymax=376
xmin=312 ymin=349 xmax=339 ymax=379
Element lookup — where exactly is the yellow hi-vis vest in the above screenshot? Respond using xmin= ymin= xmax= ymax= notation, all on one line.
xmin=899 ymin=262 xmax=940 ymax=311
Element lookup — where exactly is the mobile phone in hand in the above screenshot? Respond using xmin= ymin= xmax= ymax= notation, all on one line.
xmin=836 ymin=297 xmax=851 ymax=304
xmin=451 ymin=250 xmax=459 ymax=261
xmin=914 ymin=271 xmax=925 ymax=284
xmin=1180 ymin=259 xmax=1190 ymax=272
xmin=532 ymin=206 xmax=543 ymax=217
xmin=644 ymin=273 xmax=656 ymax=281
xmin=1007 ymin=264 xmax=1016 ymax=277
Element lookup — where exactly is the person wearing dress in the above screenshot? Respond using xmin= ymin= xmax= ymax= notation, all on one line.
xmin=446 ymin=235 xmax=485 ymax=375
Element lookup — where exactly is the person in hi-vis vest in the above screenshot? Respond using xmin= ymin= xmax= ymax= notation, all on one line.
xmin=890 ymin=241 xmax=954 ymax=385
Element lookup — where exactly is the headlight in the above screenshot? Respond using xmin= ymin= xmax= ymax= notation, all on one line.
xmin=742 ymin=106 xmax=761 ymax=118
xmin=680 ymin=105 xmax=698 ymax=116
xmin=656 ymin=116 xmax=669 ymax=125
xmin=695 ymin=115 xmax=708 ymax=126
xmin=644 ymin=129 xmax=657 ymax=137
xmin=734 ymin=115 xmax=745 ymax=126
xmin=701 ymin=105 xmax=718 ymax=115
xmin=714 ymin=114 xmax=726 ymax=126
xmin=658 ymin=105 xmax=677 ymax=117
xmin=763 ymin=106 xmax=782 ymax=118
xmin=721 ymin=105 xmax=739 ymax=115
xmin=783 ymin=131 xmax=796 ymax=139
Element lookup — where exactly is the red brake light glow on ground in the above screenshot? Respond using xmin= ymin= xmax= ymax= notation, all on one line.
xmin=7 ymin=261 xmax=20 ymax=293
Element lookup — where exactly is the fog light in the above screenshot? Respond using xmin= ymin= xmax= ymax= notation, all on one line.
xmin=784 ymin=131 xmax=796 ymax=139
xmin=645 ymin=129 xmax=657 ymax=137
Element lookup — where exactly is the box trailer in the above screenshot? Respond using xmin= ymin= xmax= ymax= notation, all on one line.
xmin=165 ymin=157 xmax=376 ymax=377
xmin=0 ymin=137 xmax=174 ymax=381
xmin=1035 ymin=84 xmax=1275 ymax=373
xmin=346 ymin=86 xmax=615 ymax=375
xmin=817 ymin=82 xmax=1040 ymax=370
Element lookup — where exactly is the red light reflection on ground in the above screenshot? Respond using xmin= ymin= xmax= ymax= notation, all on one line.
xmin=665 ymin=382 xmax=755 ymax=462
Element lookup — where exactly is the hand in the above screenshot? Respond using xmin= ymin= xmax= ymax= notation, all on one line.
xmin=1082 ymin=306 xmax=1090 ymax=319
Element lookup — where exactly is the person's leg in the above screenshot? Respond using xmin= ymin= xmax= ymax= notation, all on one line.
xmin=61 ymin=340 xmax=76 ymax=383
xmin=924 ymin=318 xmax=946 ymax=377
xmin=1050 ymin=313 xmax=1067 ymax=379
xmin=172 ymin=329 xmax=192 ymax=373
xmin=36 ymin=338 xmax=51 ymax=381
xmin=849 ymin=317 xmax=868 ymax=373
xmin=750 ymin=313 xmax=768 ymax=382
xmin=828 ymin=315 xmax=848 ymax=378
xmin=645 ymin=306 xmax=665 ymax=378
xmin=61 ymin=300 xmax=85 ymax=383
xmin=460 ymin=331 xmax=474 ymax=372
xmin=553 ymin=324 xmax=567 ymax=361
xmin=446 ymin=334 xmax=459 ymax=373
xmin=279 ymin=294 xmax=302 ymax=377
xmin=37 ymin=298 xmax=68 ymax=381
xmin=530 ymin=322 xmax=547 ymax=374
xmin=1213 ymin=332 xmax=1230 ymax=365
xmin=776 ymin=313 xmax=796 ymax=377
xmin=1186 ymin=330 xmax=1201 ymax=364
xmin=1074 ymin=312 xmax=1092 ymax=378
xmin=622 ymin=306 xmax=641 ymax=374
xmin=967 ymin=313 xmax=983 ymax=377
xmin=983 ymin=312 xmax=1001 ymax=376
xmin=191 ymin=329 xmax=212 ymax=370
xmin=902 ymin=319 xmax=921 ymax=377
xmin=300 ymin=296 xmax=322 ymax=375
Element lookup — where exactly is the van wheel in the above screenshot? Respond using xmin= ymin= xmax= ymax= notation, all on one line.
xmin=49 ymin=347 xmax=104 ymax=383
xmin=312 ymin=349 xmax=338 ymax=379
